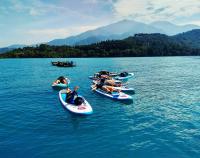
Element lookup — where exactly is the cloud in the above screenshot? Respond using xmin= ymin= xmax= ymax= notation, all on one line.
xmin=113 ymin=0 xmax=200 ymax=23
xmin=3 ymin=0 xmax=63 ymax=16
xmin=26 ymin=25 xmax=100 ymax=39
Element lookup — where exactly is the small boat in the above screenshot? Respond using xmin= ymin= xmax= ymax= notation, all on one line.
xmin=52 ymin=78 xmax=70 ymax=89
xmin=91 ymin=85 xmax=132 ymax=100
xmin=51 ymin=61 xmax=76 ymax=67
xmin=59 ymin=89 xmax=93 ymax=115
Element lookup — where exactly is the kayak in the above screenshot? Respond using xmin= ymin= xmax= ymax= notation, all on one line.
xmin=114 ymin=73 xmax=134 ymax=80
xmin=59 ymin=89 xmax=93 ymax=115
xmin=92 ymin=80 xmax=134 ymax=93
xmin=91 ymin=86 xmax=132 ymax=100
xmin=52 ymin=78 xmax=70 ymax=89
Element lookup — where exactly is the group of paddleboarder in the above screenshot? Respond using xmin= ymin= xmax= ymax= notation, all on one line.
xmin=92 ymin=75 xmax=122 ymax=94
xmin=91 ymin=70 xmax=134 ymax=93
xmin=52 ymin=70 xmax=134 ymax=115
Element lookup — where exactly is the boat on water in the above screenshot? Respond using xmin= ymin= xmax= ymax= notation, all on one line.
xmin=51 ymin=61 xmax=76 ymax=67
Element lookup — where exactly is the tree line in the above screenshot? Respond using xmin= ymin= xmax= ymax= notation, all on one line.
xmin=1 ymin=33 xmax=200 ymax=58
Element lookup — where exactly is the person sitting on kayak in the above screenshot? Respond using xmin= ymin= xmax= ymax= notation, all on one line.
xmin=92 ymin=83 xmax=120 ymax=94
xmin=53 ymin=76 xmax=68 ymax=84
xmin=66 ymin=86 xmax=78 ymax=103
xmin=66 ymin=86 xmax=84 ymax=106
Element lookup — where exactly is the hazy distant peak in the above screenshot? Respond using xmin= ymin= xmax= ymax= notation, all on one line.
xmin=151 ymin=21 xmax=200 ymax=27
xmin=150 ymin=20 xmax=200 ymax=35
xmin=47 ymin=19 xmax=163 ymax=46
xmin=151 ymin=21 xmax=176 ymax=26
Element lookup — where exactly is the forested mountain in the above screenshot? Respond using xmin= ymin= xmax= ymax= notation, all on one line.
xmin=47 ymin=20 xmax=164 ymax=46
xmin=173 ymin=29 xmax=200 ymax=48
xmin=1 ymin=30 xmax=200 ymax=58
xmin=48 ymin=20 xmax=200 ymax=46
xmin=0 ymin=44 xmax=27 ymax=54
xmin=1 ymin=20 xmax=200 ymax=53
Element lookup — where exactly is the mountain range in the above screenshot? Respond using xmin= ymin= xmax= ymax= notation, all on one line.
xmin=2 ymin=29 xmax=200 ymax=58
xmin=0 ymin=44 xmax=27 ymax=54
xmin=47 ymin=20 xmax=200 ymax=46
xmin=1 ymin=19 xmax=200 ymax=53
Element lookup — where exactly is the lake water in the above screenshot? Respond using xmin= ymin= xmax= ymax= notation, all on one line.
xmin=0 ymin=57 xmax=200 ymax=158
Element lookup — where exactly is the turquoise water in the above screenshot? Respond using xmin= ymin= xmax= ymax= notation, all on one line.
xmin=0 ymin=57 xmax=200 ymax=158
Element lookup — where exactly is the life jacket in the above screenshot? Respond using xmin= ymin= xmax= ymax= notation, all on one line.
xmin=66 ymin=91 xmax=77 ymax=104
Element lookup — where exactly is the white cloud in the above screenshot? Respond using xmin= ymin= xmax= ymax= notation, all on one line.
xmin=26 ymin=25 xmax=100 ymax=39
xmin=113 ymin=0 xmax=200 ymax=23
xmin=7 ymin=0 xmax=64 ymax=16
xmin=83 ymin=0 xmax=99 ymax=4
xmin=187 ymin=20 xmax=200 ymax=26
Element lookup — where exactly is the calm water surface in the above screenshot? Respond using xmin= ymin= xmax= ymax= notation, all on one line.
xmin=0 ymin=57 xmax=200 ymax=158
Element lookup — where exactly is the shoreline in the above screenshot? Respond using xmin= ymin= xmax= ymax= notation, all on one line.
xmin=0 ymin=55 xmax=199 ymax=59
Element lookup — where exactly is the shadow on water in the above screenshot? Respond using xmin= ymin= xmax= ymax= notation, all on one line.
xmin=120 ymin=99 xmax=134 ymax=105
xmin=57 ymin=101 xmax=91 ymax=130
xmin=52 ymin=86 xmax=61 ymax=91
xmin=123 ymin=90 xmax=135 ymax=95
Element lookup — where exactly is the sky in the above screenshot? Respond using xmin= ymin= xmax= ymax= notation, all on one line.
xmin=0 ymin=0 xmax=200 ymax=47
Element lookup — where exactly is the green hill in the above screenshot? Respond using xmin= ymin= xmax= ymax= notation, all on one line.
xmin=1 ymin=32 xmax=200 ymax=58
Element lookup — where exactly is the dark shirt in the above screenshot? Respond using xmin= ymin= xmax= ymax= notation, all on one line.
xmin=96 ymin=83 xmax=103 ymax=89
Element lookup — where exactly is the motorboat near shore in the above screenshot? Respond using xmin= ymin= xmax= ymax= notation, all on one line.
xmin=51 ymin=61 xmax=76 ymax=67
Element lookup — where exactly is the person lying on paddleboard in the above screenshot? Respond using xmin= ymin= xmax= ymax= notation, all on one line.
xmin=53 ymin=76 xmax=68 ymax=85
xmin=92 ymin=83 xmax=121 ymax=94
xmin=99 ymin=78 xmax=122 ymax=87
xmin=98 ymin=70 xmax=117 ymax=77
